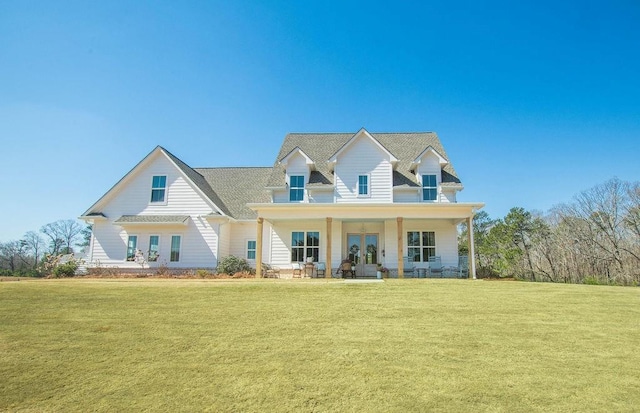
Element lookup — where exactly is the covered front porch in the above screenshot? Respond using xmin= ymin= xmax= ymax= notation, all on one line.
xmin=248 ymin=203 xmax=483 ymax=279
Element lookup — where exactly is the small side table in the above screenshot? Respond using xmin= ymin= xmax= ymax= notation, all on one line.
xmin=304 ymin=263 xmax=315 ymax=278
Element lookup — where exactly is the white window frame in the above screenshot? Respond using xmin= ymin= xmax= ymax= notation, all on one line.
xmin=148 ymin=235 xmax=160 ymax=262
xmin=150 ymin=175 xmax=168 ymax=205
xmin=407 ymin=231 xmax=436 ymax=262
xmin=170 ymin=235 xmax=182 ymax=262
xmin=246 ymin=240 xmax=257 ymax=261
xmin=357 ymin=174 xmax=370 ymax=197
xmin=422 ymin=174 xmax=438 ymax=202
xmin=126 ymin=235 xmax=138 ymax=261
xmin=289 ymin=175 xmax=305 ymax=202
xmin=291 ymin=231 xmax=320 ymax=263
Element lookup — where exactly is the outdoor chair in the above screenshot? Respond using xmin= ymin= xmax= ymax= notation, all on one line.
xmin=292 ymin=262 xmax=303 ymax=278
xmin=337 ymin=260 xmax=355 ymax=278
xmin=457 ymin=256 xmax=469 ymax=278
xmin=316 ymin=262 xmax=326 ymax=277
xmin=261 ymin=263 xmax=280 ymax=278
xmin=428 ymin=256 xmax=444 ymax=277
xmin=402 ymin=256 xmax=416 ymax=277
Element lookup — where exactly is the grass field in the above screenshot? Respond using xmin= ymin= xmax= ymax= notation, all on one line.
xmin=1 ymin=278 xmax=639 ymax=412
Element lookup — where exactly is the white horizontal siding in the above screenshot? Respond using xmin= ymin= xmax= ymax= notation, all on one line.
xmin=269 ymin=221 xmax=324 ymax=268
xmin=89 ymin=218 xmax=219 ymax=268
xmin=402 ymin=220 xmax=459 ymax=268
xmin=101 ymin=153 xmax=214 ymax=217
xmin=417 ymin=153 xmax=445 ymax=203
xmin=308 ymin=191 xmax=334 ymax=203
xmin=285 ymin=154 xmax=310 ymax=202
xmin=335 ymin=137 xmax=393 ymax=203
xmin=393 ymin=190 xmax=419 ymax=203
xmin=228 ymin=223 xmax=257 ymax=263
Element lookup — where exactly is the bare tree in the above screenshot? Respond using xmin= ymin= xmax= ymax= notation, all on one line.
xmin=41 ymin=220 xmax=83 ymax=255
xmin=22 ymin=231 xmax=46 ymax=269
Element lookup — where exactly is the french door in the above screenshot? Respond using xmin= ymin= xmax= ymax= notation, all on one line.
xmin=346 ymin=233 xmax=379 ymax=277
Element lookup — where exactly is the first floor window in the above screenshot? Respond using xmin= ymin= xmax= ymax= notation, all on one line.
xmin=422 ymin=174 xmax=437 ymax=201
xmin=170 ymin=235 xmax=181 ymax=262
xmin=148 ymin=236 xmax=159 ymax=262
xmin=290 ymin=175 xmax=305 ymax=202
xmin=126 ymin=235 xmax=137 ymax=261
xmin=291 ymin=231 xmax=319 ymax=262
xmin=358 ymin=175 xmax=369 ymax=196
xmin=151 ymin=175 xmax=167 ymax=203
xmin=407 ymin=231 xmax=435 ymax=262
xmin=247 ymin=240 xmax=256 ymax=260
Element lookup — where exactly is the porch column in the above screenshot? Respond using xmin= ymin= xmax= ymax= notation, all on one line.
xmin=467 ymin=216 xmax=476 ymax=279
xmin=256 ymin=217 xmax=264 ymax=278
xmin=326 ymin=217 xmax=332 ymax=278
xmin=397 ymin=217 xmax=404 ymax=278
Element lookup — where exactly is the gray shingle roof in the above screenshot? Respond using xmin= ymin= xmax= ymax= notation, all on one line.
xmin=266 ymin=132 xmax=461 ymax=188
xmin=195 ymin=167 xmax=272 ymax=220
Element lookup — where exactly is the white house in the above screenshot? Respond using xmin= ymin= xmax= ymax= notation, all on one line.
xmin=80 ymin=128 xmax=484 ymax=277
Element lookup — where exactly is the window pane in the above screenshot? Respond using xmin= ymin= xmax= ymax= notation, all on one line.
xmin=292 ymin=232 xmax=304 ymax=246
xmin=290 ymin=176 xmax=304 ymax=201
xmin=423 ymin=247 xmax=435 ymax=260
xmin=148 ymin=236 xmax=159 ymax=262
xmin=291 ymin=232 xmax=304 ymax=262
xmin=170 ymin=236 xmax=181 ymax=262
xmin=422 ymin=231 xmax=435 ymax=247
xmin=408 ymin=247 xmax=420 ymax=262
xmin=423 ymin=188 xmax=437 ymax=201
xmin=407 ymin=231 xmax=420 ymax=247
xmin=247 ymin=240 xmax=256 ymax=260
xmin=151 ymin=189 xmax=165 ymax=203
xmin=307 ymin=232 xmax=319 ymax=247
xmin=358 ymin=175 xmax=368 ymax=195
xmin=152 ymin=175 xmax=166 ymax=189
xmin=127 ymin=236 xmax=137 ymax=261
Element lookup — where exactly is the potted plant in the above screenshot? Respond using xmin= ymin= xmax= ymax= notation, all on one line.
xmin=377 ymin=264 xmax=388 ymax=279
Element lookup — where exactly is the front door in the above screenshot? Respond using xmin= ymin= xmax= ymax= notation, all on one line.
xmin=346 ymin=233 xmax=379 ymax=277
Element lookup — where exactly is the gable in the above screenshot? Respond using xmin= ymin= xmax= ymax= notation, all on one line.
xmin=81 ymin=147 xmax=225 ymax=218
xmin=328 ymin=128 xmax=398 ymax=171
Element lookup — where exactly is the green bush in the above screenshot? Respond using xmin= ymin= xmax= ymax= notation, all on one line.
xmin=583 ymin=276 xmax=602 ymax=285
xmin=217 ymin=256 xmax=253 ymax=275
xmin=52 ymin=262 xmax=78 ymax=278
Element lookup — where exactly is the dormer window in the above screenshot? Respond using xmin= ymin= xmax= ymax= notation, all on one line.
xmin=358 ymin=175 xmax=369 ymax=197
xmin=151 ymin=175 xmax=167 ymax=203
xmin=290 ymin=175 xmax=305 ymax=202
xmin=422 ymin=174 xmax=437 ymax=201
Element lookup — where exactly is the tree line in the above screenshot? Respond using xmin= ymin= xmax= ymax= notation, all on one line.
xmin=0 ymin=220 xmax=90 ymax=277
xmin=460 ymin=178 xmax=640 ymax=285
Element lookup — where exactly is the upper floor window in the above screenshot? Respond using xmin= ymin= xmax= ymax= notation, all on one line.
xmin=358 ymin=175 xmax=369 ymax=196
xmin=290 ymin=175 xmax=305 ymax=202
xmin=151 ymin=175 xmax=167 ymax=203
xmin=407 ymin=231 xmax=435 ymax=262
xmin=247 ymin=240 xmax=256 ymax=260
xmin=422 ymin=174 xmax=437 ymax=201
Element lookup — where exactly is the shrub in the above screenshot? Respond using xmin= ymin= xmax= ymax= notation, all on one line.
xmin=52 ymin=262 xmax=78 ymax=278
xmin=217 ymin=256 xmax=253 ymax=275
xmin=584 ymin=276 xmax=602 ymax=285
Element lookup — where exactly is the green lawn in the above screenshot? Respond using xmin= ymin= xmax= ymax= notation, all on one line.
xmin=1 ymin=279 xmax=639 ymax=412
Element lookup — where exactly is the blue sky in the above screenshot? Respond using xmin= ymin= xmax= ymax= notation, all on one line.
xmin=1 ymin=0 xmax=639 ymax=242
